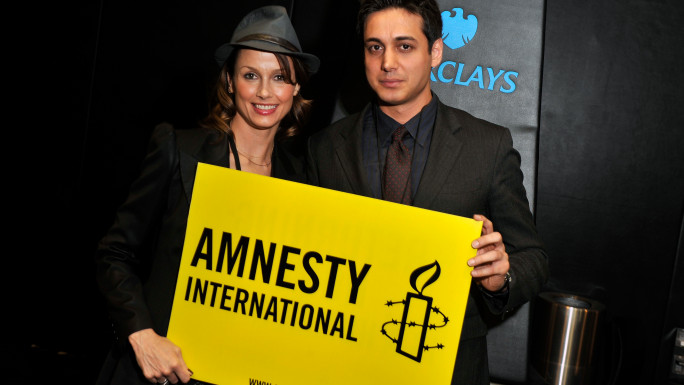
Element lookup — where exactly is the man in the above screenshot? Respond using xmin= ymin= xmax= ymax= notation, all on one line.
xmin=306 ymin=0 xmax=548 ymax=383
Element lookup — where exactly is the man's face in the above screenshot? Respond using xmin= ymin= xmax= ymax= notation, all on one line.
xmin=363 ymin=8 xmax=442 ymax=114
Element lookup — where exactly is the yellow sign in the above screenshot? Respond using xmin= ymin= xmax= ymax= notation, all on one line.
xmin=167 ymin=163 xmax=481 ymax=385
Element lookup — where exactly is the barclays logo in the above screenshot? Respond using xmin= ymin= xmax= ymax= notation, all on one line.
xmin=441 ymin=8 xmax=477 ymax=50
xmin=433 ymin=7 xmax=519 ymax=94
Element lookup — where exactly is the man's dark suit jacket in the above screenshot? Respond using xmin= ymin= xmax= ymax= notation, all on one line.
xmin=306 ymin=99 xmax=549 ymax=384
xmin=95 ymin=123 xmax=305 ymax=384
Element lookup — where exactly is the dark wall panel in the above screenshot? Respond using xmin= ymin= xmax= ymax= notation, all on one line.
xmin=7 ymin=1 xmax=107 ymax=383
xmin=537 ymin=0 xmax=684 ymax=383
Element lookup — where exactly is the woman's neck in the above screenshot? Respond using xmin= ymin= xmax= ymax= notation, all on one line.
xmin=230 ymin=119 xmax=277 ymax=175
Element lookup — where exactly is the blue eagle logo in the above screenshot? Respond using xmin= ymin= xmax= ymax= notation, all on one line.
xmin=441 ymin=8 xmax=478 ymax=50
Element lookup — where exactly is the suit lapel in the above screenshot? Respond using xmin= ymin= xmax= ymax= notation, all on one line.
xmin=179 ymin=131 xmax=230 ymax=204
xmin=413 ymin=102 xmax=463 ymax=208
xmin=332 ymin=106 xmax=374 ymax=197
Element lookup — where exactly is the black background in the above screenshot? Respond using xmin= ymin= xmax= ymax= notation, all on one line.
xmin=5 ymin=1 xmax=683 ymax=384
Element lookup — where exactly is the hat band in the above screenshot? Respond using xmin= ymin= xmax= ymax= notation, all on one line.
xmin=237 ymin=34 xmax=301 ymax=53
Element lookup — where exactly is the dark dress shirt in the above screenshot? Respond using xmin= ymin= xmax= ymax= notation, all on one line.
xmin=362 ymin=95 xmax=437 ymax=199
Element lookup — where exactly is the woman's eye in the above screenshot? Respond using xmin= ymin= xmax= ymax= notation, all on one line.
xmin=244 ymin=72 xmax=257 ymax=80
xmin=274 ymin=74 xmax=285 ymax=81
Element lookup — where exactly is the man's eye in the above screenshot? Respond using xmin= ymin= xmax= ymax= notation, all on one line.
xmin=400 ymin=44 xmax=412 ymax=51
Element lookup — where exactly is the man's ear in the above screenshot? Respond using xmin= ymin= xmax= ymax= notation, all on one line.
xmin=431 ymin=38 xmax=444 ymax=67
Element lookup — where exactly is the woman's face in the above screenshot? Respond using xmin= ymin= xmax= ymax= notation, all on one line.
xmin=229 ymin=49 xmax=300 ymax=133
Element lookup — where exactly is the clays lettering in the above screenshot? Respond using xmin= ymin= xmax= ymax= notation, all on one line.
xmin=430 ymin=61 xmax=518 ymax=94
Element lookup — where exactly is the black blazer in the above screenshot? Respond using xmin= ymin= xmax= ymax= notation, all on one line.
xmin=306 ymin=98 xmax=548 ymax=383
xmin=95 ymin=123 xmax=305 ymax=384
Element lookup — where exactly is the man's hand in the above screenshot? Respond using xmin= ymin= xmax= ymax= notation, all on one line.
xmin=128 ymin=328 xmax=193 ymax=384
xmin=468 ymin=214 xmax=510 ymax=292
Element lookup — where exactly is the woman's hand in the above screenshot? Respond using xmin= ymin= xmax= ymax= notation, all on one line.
xmin=128 ymin=328 xmax=193 ymax=384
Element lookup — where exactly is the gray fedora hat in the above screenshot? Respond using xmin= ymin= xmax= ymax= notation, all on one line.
xmin=214 ymin=5 xmax=320 ymax=74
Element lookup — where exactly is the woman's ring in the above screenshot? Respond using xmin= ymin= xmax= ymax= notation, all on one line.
xmin=158 ymin=379 xmax=169 ymax=385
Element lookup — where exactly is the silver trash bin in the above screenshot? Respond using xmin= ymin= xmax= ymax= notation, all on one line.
xmin=530 ymin=292 xmax=605 ymax=385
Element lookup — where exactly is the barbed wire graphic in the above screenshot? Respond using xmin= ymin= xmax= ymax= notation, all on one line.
xmin=381 ymin=261 xmax=449 ymax=361
xmin=381 ymin=300 xmax=449 ymax=351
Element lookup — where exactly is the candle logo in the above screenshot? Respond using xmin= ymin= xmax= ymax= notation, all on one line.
xmin=381 ymin=261 xmax=449 ymax=362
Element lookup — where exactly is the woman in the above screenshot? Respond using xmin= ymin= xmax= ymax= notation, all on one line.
xmin=95 ymin=6 xmax=319 ymax=385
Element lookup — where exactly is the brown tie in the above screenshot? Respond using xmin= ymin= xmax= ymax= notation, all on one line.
xmin=382 ymin=125 xmax=412 ymax=204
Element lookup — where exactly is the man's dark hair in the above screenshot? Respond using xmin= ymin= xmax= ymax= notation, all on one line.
xmin=357 ymin=0 xmax=443 ymax=50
